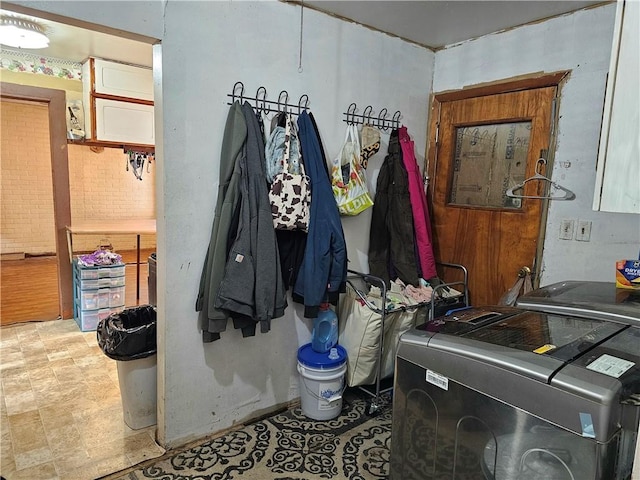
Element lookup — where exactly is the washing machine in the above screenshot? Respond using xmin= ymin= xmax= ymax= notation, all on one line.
xmin=515 ymin=280 xmax=640 ymax=326
xmin=390 ymin=306 xmax=640 ymax=480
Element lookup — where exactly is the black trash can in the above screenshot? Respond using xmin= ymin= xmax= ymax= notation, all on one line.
xmin=97 ymin=305 xmax=157 ymax=429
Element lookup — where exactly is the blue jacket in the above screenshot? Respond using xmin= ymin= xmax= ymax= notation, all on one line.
xmin=293 ymin=112 xmax=347 ymax=318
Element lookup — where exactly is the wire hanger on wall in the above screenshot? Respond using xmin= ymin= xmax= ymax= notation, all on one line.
xmin=227 ymin=82 xmax=310 ymax=115
xmin=506 ymin=158 xmax=575 ymax=200
xmin=343 ymin=102 xmax=401 ymax=131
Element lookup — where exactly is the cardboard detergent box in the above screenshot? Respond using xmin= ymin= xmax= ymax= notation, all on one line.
xmin=616 ymin=259 xmax=640 ymax=289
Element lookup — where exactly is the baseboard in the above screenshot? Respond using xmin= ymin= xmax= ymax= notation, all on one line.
xmin=1 ymin=252 xmax=25 ymax=260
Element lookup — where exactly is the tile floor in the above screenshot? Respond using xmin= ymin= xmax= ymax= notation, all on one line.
xmin=0 ymin=318 xmax=164 ymax=480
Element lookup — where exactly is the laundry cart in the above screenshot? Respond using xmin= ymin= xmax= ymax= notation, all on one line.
xmin=390 ymin=306 xmax=640 ymax=480
xmin=340 ymin=262 xmax=469 ymax=414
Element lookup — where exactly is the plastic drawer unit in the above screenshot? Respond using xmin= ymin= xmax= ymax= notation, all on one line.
xmin=73 ymin=259 xmax=127 ymax=331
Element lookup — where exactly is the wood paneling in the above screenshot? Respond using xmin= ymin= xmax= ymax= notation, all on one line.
xmin=1 ymin=249 xmax=154 ymax=326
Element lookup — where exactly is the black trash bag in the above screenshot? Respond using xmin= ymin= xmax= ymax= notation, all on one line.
xmin=97 ymin=305 xmax=157 ymax=361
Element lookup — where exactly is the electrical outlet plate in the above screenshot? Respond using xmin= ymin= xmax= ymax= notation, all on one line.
xmin=576 ymin=220 xmax=592 ymax=241
xmin=560 ymin=220 xmax=575 ymax=240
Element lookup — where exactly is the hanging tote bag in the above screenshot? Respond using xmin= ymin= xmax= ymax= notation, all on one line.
xmin=331 ymin=124 xmax=374 ymax=216
xmin=268 ymin=113 xmax=311 ymax=232
xmin=359 ymin=123 xmax=381 ymax=169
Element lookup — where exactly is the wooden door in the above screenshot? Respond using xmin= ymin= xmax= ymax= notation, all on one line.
xmin=427 ymin=83 xmax=559 ymax=306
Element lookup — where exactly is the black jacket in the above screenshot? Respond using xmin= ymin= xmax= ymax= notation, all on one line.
xmin=368 ymin=129 xmax=420 ymax=287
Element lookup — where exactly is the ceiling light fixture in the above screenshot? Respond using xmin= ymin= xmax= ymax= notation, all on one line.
xmin=0 ymin=16 xmax=49 ymax=49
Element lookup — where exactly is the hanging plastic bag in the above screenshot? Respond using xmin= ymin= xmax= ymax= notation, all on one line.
xmin=331 ymin=124 xmax=374 ymax=216
xmin=498 ymin=267 xmax=534 ymax=306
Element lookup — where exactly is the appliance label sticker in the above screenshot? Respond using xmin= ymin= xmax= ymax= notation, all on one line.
xmin=533 ymin=344 xmax=556 ymax=354
xmin=426 ymin=370 xmax=448 ymax=391
xmin=586 ymin=354 xmax=634 ymax=378
xmin=579 ymin=412 xmax=596 ymax=438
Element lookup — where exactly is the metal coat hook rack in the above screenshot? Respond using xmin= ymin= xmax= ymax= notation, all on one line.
xmin=227 ymin=81 xmax=310 ymax=115
xmin=343 ymin=103 xmax=402 ymax=131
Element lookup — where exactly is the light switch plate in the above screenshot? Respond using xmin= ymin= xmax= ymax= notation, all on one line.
xmin=560 ymin=219 xmax=575 ymax=240
xmin=576 ymin=220 xmax=592 ymax=241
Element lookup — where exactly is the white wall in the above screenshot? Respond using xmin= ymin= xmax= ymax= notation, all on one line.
xmin=433 ymin=3 xmax=640 ymax=285
xmin=10 ymin=0 xmax=434 ymax=448
xmin=158 ymin=1 xmax=433 ymax=447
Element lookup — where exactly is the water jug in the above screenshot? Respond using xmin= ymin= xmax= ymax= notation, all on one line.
xmin=311 ymin=303 xmax=338 ymax=353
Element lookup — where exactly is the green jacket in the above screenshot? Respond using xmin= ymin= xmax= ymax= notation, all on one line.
xmin=196 ymin=101 xmax=247 ymax=342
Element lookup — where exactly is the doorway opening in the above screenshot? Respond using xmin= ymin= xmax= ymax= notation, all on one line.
xmin=1 ymin=97 xmax=61 ymax=325
xmin=1 ymin=83 xmax=73 ymax=322
xmin=0 ymin=8 xmax=157 ymax=323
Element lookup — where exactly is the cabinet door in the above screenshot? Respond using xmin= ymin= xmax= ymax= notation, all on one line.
xmin=593 ymin=0 xmax=639 ymax=213
xmin=95 ymin=98 xmax=155 ymax=145
xmin=93 ymin=58 xmax=153 ymax=101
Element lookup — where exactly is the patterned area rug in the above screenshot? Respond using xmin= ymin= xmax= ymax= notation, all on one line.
xmin=110 ymin=389 xmax=391 ymax=480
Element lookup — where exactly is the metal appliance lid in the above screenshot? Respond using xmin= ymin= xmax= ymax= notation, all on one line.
xmin=417 ymin=307 xmax=628 ymax=385
xmin=415 ymin=305 xmax=520 ymax=336
xmin=552 ymin=325 xmax=640 ymax=399
xmin=460 ymin=310 xmax=624 ymax=363
xmin=515 ymin=281 xmax=640 ymax=326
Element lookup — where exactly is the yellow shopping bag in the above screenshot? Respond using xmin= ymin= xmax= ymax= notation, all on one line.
xmin=331 ymin=124 xmax=374 ymax=216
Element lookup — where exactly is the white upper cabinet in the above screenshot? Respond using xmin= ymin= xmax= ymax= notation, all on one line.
xmin=82 ymin=57 xmax=154 ymax=146
xmin=92 ymin=58 xmax=153 ymax=101
xmin=94 ymin=99 xmax=155 ymax=145
xmin=593 ymin=0 xmax=640 ymax=214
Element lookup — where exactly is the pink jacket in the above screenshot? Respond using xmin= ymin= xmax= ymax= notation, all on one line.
xmin=398 ymin=126 xmax=437 ymax=279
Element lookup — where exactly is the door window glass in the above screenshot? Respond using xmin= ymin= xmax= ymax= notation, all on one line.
xmin=450 ymin=122 xmax=531 ymax=208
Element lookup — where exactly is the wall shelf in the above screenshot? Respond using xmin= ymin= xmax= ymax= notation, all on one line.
xmin=67 ymin=139 xmax=155 ymax=153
